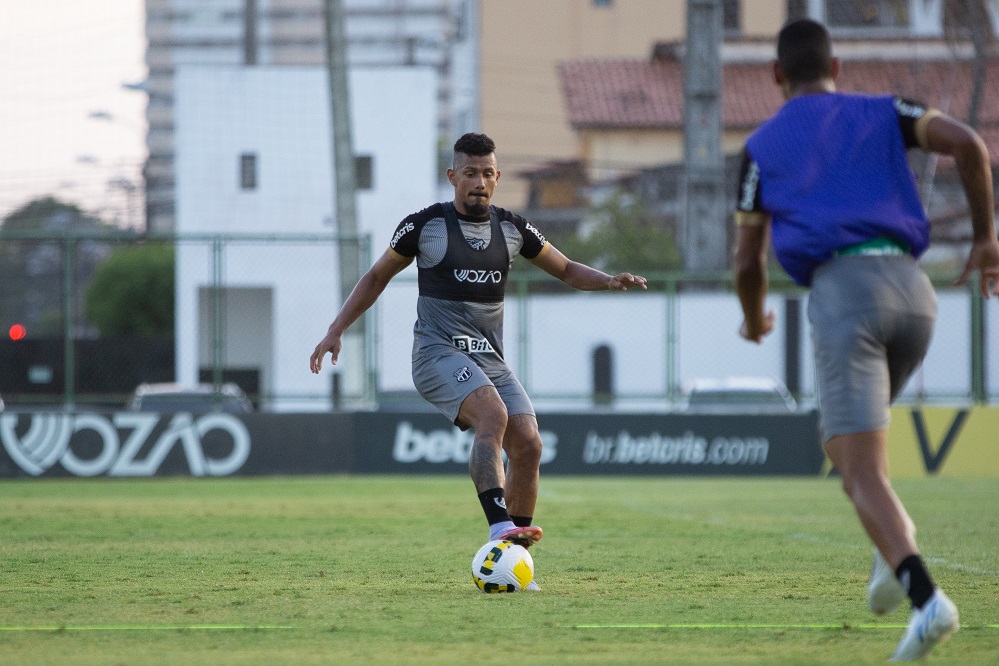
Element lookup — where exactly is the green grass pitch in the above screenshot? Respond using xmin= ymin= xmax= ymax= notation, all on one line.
xmin=0 ymin=475 xmax=996 ymax=664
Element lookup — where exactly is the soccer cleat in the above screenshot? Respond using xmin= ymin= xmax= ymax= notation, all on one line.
xmin=868 ymin=549 xmax=906 ymax=615
xmin=525 ymin=580 xmax=541 ymax=591
xmin=498 ymin=525 xmax=543 ymax=548
xmin=890 ymin=589 xmax=959 ymax=662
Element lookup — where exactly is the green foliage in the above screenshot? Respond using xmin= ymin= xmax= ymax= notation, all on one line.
xmin=0 ymin=476 xmax=994 ymax=664
xmin=583 ymin=191 xmax=683 ymax=273
xmin=0 ymin=197 xmax=115 ymax=335
xmin=84 ymin=243 xmax=175 ymax=335
xmin=514 ymin=191 xmax=682 ymax=279
xmin=0 ymin=196 xmax=107 ymax=234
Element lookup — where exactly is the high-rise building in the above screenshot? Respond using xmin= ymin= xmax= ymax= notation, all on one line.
xmin=141 ymin=0 xmax=473 ymax=232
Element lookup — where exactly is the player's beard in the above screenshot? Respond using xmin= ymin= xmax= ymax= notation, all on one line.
xmin=464 ymin=195 xmax=489 ymax=218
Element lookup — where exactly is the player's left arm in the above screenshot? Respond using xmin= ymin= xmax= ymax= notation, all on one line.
xmin=528 ymin=244 xmax=647 ymax=291
xmin=919 ymin=112 xmax=999 ymax=296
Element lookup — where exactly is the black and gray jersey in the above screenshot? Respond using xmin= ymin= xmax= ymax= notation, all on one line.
xmin=388 ymin=202 xmax=548 ymax=365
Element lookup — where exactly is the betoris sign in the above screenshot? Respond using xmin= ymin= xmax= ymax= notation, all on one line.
xmin=353 ymin=411 xmax=823 ymax=476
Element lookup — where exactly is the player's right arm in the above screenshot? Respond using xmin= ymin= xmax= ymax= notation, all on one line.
xmin=917 ymin=111 xmax=999 ymax=296
xmin=733 ymin=149 xmax=776 ymax=343
xmin=310 ymin=248 xmax=413 ymax=373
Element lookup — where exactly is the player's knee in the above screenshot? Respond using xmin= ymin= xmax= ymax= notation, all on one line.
xmin=510 ymin=435 xmax=543 ymax=467
xmin=471 ymin=407 xmax=508 ymax=441
xmin=838 ymin=465 xmax=888 ymax=504
xmin=505 ymin=418 xmax=542 ymax=466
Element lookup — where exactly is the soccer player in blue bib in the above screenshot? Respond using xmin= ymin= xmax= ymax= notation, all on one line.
xmin=311 ymin=133 xmax=647 ymax=576
xmin=733 ymin=19 xmax=998 ymax=661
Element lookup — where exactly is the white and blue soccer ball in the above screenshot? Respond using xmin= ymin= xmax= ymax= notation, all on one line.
xmin=471 ymin=539 xmax=535 ymax=593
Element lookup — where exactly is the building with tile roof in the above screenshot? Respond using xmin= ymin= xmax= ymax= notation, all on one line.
xmin=551 ymin=40 xmax=998 ymax=247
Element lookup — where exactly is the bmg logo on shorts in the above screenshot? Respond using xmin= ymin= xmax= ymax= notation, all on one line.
xmin=452 ymin=335 xmax=496 ymax=355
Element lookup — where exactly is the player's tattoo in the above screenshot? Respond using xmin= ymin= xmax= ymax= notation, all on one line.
xmin=469 ymin=431 xmax=504 ymax=491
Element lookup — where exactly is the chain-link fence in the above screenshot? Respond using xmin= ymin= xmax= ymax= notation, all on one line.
xmin=1 ymin=231 xmax=996 ymax=411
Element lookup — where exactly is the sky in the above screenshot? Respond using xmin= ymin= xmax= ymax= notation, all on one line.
xmin=0 ymin=0 xmax=147 ymax=228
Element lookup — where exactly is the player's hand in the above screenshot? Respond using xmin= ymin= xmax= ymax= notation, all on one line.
xmin=954 ymin=236 xmax=999 ymax=298
xmin=739 ymin=309 xmax=776 ymax=344
xmin=310 ymin=332 xmax=343 ymax=373
xmin=608 ymin=273 xmax=648 ymax=291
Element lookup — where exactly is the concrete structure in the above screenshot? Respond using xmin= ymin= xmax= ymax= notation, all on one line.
xmin=143 ymin=0 xmax=472 ymax=232
xmin=173 ymin=66 xmax=436 ymax=410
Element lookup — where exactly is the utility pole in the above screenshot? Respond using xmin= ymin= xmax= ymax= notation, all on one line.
xmin=682 ymin=0 xmax=727 ymax=272
xmin=323 ymin=0 xmax=370 ymax=406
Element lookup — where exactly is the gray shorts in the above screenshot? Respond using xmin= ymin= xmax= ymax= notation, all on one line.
xmin=808 ymin=255 xmax=936 ymax=440
xmin=412 ymin=345 xmax=535 ymax=429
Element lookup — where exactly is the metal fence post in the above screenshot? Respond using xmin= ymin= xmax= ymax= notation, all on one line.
xmin=62 ymin=234 xmax=76 ymax=408
xmin=970 ymin=272 xmax=986 ymax=403
xmin=211 ymin=235 xmax=225 ymax=392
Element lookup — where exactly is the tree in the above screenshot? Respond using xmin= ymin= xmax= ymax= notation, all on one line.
xmin=0 ymin=197 xmax=114 ymax=335
xmin=84 ymin=243 xmax=175 ymax=336
xmin=578 ymin=191 xmax=683 ymax=274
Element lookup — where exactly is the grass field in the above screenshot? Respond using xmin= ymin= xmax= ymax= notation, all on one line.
xmin=0 ymin=475 xmax=996 ymax=664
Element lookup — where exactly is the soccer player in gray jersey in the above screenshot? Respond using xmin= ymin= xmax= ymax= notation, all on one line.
xmin=311 ymin=133 xmax=647 ymax=571
xmin=733 ymin=20 xmax=998 ymax=660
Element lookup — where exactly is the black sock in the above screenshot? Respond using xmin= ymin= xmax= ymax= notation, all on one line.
xmin=477 ymin=488 xmax=511 ymax=526
xmin=510 ymin=514 xmax=533 ymax=527
xmin=896 ymin=555 xmax=935 ymax=609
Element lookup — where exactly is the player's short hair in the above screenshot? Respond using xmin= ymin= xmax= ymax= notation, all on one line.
xmin=777 ymin=19 xmax=833 ymax=84
xmin=453 ymin=133 xmax=496 ymax=164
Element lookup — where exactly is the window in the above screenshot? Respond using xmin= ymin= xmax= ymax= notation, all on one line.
xmin=826 ymin=0 xmax=909 ymax=30
xmin=240 ymin=153 xmax=257 ymax=190
xmin=354 ymin=154 xmax=373 ymax=190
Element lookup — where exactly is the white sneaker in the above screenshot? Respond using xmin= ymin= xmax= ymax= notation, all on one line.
xmin=890 ymin=589 xmax=959 ymax=661
xmin=525 ymin=580 xmax=541 ymax=591
xmin=868 ymin=549 xmax=906 ymax=615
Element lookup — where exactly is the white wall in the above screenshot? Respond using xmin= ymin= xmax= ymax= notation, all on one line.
xmin=175 ymin=65 xmax=437 ymax=410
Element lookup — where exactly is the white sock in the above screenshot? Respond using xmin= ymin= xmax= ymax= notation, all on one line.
xmin=489 ymin=520 xmax=515 ymax=541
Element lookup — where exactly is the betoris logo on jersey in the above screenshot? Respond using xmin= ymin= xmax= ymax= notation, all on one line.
xmin=525 ymin=221 xmax=547 ymax=245
xmin=452 ymin=335 xmax=496 ymax=355
xmin=453 ymin=269 xmax=502 ymax=283
xmin=390 ymin=221 xmax=414 ymax=248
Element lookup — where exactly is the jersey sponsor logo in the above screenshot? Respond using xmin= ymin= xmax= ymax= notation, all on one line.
xmin=0 ymin=412 xmax=250 ymax=477
xmin=389 ymin=221 xmax=415 ymax=248
xmin=894 ymin=98 xmax=926 ymax=120
xmin=525 ymin=221 xmax=547 ymax=245
xmin=391 ymin=420 xmax=558 ymax=464
xmin=739 ymin=160 xmax=760 ymax=212
xmin=452 ymin=335 xmax=496 ymax=355
xmin=453 ymin=269 xmax=502 ymax=283
xmin=454 ymin=366 xmax=472 ymax=382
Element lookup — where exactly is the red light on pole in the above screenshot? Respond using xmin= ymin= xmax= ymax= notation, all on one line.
xmin=9 ymin=324 xmax=26 ymax=341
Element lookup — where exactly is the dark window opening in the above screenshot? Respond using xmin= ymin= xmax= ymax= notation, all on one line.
xmin=355 ymin=154 xmax=373 ymax=190
xmin=240 ymin=153 xmax=257 ymax=190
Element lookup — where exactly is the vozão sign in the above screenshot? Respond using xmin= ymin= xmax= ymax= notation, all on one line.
xmin=0 ymin=412 xmax=250 ymax=477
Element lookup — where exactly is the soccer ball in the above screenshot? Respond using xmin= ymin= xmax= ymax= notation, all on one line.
xmin=471 ymin=539 xmax=534 ymax=593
